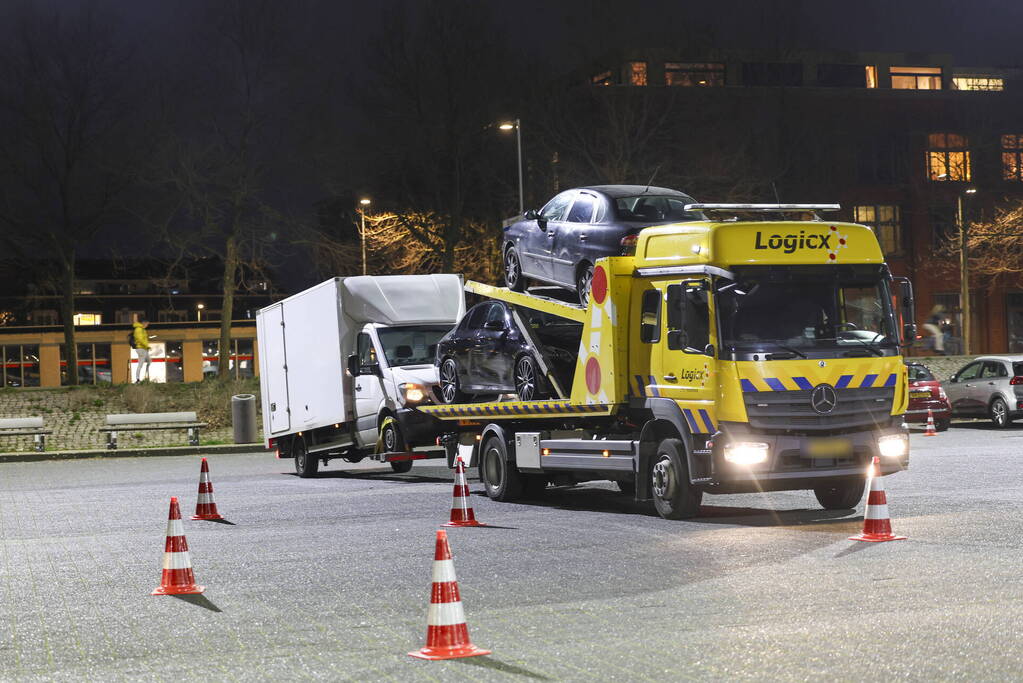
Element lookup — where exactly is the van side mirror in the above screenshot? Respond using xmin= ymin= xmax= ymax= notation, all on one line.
xmin=347 ymin=354 xmax=380 ymax=377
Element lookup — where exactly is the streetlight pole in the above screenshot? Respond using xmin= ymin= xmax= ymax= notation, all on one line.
xmin=958 ymin=187 xmax=977 ymax=355
xmin=500 ymin=119 xmax=523 ymax=215
xmin=359 ymin=197 xmax=371 ymax=276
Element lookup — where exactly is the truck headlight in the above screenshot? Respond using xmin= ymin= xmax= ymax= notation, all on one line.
xmin=723 ymin=442 xmax=769 ymax=465
xmin=877 ymin=433 xmax=908 ymax=458
xmin=399 ymin=383 xmax=428 ymax=404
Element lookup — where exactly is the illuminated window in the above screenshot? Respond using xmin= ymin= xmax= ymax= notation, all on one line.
xmin=73 ymin=313 xmax=103 ymax=326
xmin=891 ymin=66 xmax=942 ymax=90
xmin=2 ymin=345 xmax=40 ymax=387
xmin=628 ymin=61 xmax=647 ymax=86
xmin=865 ymin=65 xmax=877 ymax=88
xmin=853 ymin=205 xmax=902 ymax=256
xmin=927 ymin=133 xmax=971 ymax=181
xmin=1002 ymin=135 xmax=1023 ymax=181
xmin=664 ymin=62 xmax=725 ymax=87
xmin=953 ymin=77 xmax=1004 ymax=91
xmin=591 ymin=70 xmax=613 ymax=86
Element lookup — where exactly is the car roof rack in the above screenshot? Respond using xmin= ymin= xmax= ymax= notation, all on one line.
xmin=684 ymin=203 xmax=841 ymax=221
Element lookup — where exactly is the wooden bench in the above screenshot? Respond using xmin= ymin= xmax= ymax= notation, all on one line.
xmin=100 ymin=412 xmax=207 ymax=450
xmin=0 ymin=417 xmax=53 ymax=452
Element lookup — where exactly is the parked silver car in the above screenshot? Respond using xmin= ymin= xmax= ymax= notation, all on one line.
xmin=944 ymin=355 xmax=1023 ymax=427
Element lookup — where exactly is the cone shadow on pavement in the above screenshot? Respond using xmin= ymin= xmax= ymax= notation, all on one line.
xmin=457 ymin=656 xmax=552 ymax=680
xmin=171 ymin=594 xmax=223 ymax=612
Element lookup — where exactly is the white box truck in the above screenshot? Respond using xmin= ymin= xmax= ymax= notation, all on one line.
xmin=256 ymin=274 xmax=464 ymax=477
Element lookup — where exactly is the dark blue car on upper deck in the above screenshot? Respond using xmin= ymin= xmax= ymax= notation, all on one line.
xmin=502 ymin=185 xmax=703 ymax=304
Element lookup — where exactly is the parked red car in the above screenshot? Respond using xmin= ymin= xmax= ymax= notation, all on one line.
xmin=904 ymin=361 xmax=951 ymax=430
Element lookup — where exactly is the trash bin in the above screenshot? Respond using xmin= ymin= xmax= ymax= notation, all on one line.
xmin=231 ymin=394 xmax=258 ymax=444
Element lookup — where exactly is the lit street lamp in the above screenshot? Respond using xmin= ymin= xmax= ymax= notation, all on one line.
xmin=359 ymin=197 xmax=371 ymax=276
xmin=197 ymin=303 xmax=205 ymax=322
xmin=499 ymin=119 xmax=523 ymax=216
xmin=958 ymin=186 xmax=977 ymax=355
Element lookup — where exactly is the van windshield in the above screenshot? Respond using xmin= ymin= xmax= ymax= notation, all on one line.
xmin=717 ymin=265 xmax=899 ymax=358
xmin=377 ymin=325 xmax=453 ymax=366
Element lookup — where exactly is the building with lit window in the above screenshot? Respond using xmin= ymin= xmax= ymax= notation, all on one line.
xmin=573 ymin=48 xmax=1023 ymax=353
xmin=0 ymin=258 xmax=277 ymax=386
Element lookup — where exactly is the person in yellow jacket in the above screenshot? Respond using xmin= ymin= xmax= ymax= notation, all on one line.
xmin=133 ymin=316 xmax=152 ymax=382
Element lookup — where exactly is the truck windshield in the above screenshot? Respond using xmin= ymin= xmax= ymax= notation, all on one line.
xmin=717 ymin=265 xmax=899 ymax=357
xmin=377 ymin=325 xmax=453 ymax=366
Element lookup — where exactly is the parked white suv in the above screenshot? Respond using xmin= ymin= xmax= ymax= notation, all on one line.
xmin=944 ymin=355 xmax=1023 ymax=427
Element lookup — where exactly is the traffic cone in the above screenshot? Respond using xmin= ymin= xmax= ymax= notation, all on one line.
xmin=443 ymin=457 xmax=485 ymax=527
xmin=408 ymin=530 xmax=491 ymax=660
xmin=153 ymin=497 xmax=205 ymax=595
xmin=191 ymin=458 xmax=225 ymax=521
xmin=923 ymin=409 xmax=937 ymax=436
xmin=849 ymin=457 xmax=906 ymax=543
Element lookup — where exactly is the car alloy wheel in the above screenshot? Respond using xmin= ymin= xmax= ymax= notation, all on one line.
xmin=505 ymin=247 xmax=524 ymax=291
xmin=576 ymin=264 xmax=593 ymax=306
xmin=991 ymin=397 xmax=1009 ymax=427
xmin=440 ymin=359 xmax=459 ymax=403
xmin=515 ymin=356 xmax=537 ymax=401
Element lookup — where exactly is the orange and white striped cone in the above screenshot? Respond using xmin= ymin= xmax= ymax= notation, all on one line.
xmin=923 ymin=409 xmax=937 ymax=436
xmin=442 ymin=457 xmax=485 ymax=527
xmin=153 ymin=497 xmax=205 ymax=595
xmin=409 ymin=530 xmax=491 ymax=660
xmin=191 ymin=458 xmax=225 ymax=521
xmin=849 ymin=457 xmax=906 ymax=543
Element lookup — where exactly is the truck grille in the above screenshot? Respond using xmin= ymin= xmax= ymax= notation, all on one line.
xmin=743 ymin=387 xmax=895 ymax=433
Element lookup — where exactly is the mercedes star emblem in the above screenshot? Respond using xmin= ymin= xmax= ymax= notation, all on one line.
xmin=810 ymin=383 xmax=838 ymax=414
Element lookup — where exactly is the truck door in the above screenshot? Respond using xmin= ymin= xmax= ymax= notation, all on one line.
xmin=649 ymin=280 xmax=718 ymax=432
xmin=353 ymin=330 xmax=387 ymax=447
xmin=263 ymin=303 xmax=291 ymax=433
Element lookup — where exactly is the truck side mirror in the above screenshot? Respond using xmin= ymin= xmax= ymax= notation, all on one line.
xmin=346 ymin=354 xmax=361 ymax=377
xmin=894 ymin=277 xmax=916 ymax=347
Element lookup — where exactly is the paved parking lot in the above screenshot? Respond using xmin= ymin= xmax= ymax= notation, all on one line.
xmin=2 ymin=423 xmax=1023 ymax=681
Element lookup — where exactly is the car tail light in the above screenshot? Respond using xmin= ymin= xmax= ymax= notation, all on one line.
xmin=1011 ymin=376 xmax=1023 ymax=385
xmin=620 ymin=234 xmax=638 ymax=254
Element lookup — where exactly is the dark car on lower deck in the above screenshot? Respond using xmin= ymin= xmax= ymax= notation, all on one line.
xmin=435 ymin=301 xmax=581 ymax=403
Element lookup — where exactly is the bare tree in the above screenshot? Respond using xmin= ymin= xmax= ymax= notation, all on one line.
xmin=307 ymin=210 xmax=501 ymax=283
xmin=0 ymin=4 xmax=141 ymax=384
xmin=146 ymin=0 xmax=298 ymax=378
xmin=933 ymin=199 xmax=1023 ymax=287
xmin=356 ymin=1 xmax=515 ymax=269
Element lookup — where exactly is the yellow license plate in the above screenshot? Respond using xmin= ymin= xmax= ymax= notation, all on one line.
xmin=910 ymin=391 xmax=931 ymax=398
xmin=807 ymin=438 xmax=853 ymax=457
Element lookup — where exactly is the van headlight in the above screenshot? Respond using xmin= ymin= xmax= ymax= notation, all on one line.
xmin=399 ymin=383 xmax=429 ymax=405
xmin=723 ymin=442 xmax=769 ymax=465
xmin=877 ymin=433 xmax=908 ymax=458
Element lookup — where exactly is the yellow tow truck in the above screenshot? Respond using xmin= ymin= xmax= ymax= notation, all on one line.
xmin=417 ymin=204 xmax=915 ymax=519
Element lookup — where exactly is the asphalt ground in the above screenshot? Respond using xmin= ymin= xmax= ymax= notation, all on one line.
xmin=1 ymin=423 xmax=1022 ymax=681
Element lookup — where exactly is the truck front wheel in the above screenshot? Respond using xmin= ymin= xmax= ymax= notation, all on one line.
xmin=479 ymin=435 xmax=523 ymax=501
xmin=813 ymin=478 xmax=865 ymax=510
xmin=650 ymin=438 xmax=702 ymax=519
xmin=293 ymin=437 xmax=319 ymax=478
